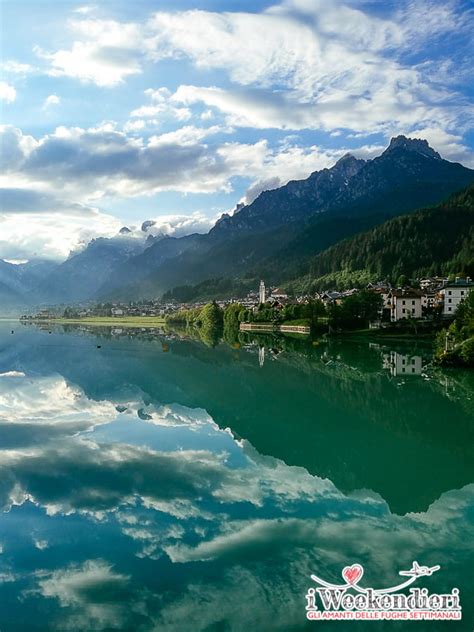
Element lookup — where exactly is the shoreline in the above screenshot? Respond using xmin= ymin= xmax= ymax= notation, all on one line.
xmin=23 ymin=317 xmax=167 ymax=328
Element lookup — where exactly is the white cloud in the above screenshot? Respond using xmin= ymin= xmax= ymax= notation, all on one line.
xmin=140 ymin=212 xmax=218 ymax=238
xmin=38 ymin=560 xmax=131 ymax=630
xmin=0 ymin=121 xmax=419 ymax=260
xmin=73 ymin=5 xmax=97 ymax=15
xmin=0 ymin=374 xmax=116 ymax=427
xmin=0 ymin=82 xmax=16 ymax=103
xmin=144 ymin=3 xmax=471 ymax=137
xmin=42 ymin=94 xmax=61 ymax=110
xmin=244 ymin=177 xmax=281 ymax=205
xmin=129 ymin=87 xmax=192 ymax=122
xmin=123 ymin=119 xmax=147 ymax=133
xmin=24 ymin=0 xmax=471 ymax=177
xmin=1 ymin=60 xmax=34 ymax=74
xmin=148 ymin=7 xmax=373 ymax=97
xmin=34 ymin=3 xmax=473 ymax=139
xmin=0 ymin=124 xmax=350 ymax=203
xmin=171 ymin=80 xmax=464 ymax=137
xmin=148 ymin=124 xmax=225 ymax=147
xmin=35 ymin=18 xmax=144 ymax=87
xmin=0 ymin=186 xmax=120 ymax=259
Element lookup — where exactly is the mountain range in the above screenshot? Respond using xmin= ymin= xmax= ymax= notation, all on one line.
xmin=2 ymin=135 xmax=474 ymax=311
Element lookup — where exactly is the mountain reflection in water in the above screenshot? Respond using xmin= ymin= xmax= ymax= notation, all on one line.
xmin=0 ymin=323 xmax=471 ymax=631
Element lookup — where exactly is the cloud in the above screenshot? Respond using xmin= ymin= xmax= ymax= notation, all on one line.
xmin=73 ymin=5 xmax=97 ymax=15
xmin=137 ymin=212 xmax=217 ymax=238
xmin=0 ymin=374 xmax=116 ymax=449
xmin=0 ymin=186 xmax=120 ymax=260
xmin=148 ymin=124 xmax=225 ymax=147
xmin=33 ymin=3 xmax=473 ymax=140
xmin=171 ymin=81 xmax=468 ymax=139
xmin=243 ymin=176 xmax=281 ymax=205
xmin=129 ymin=87 xmax=191 ymax=121
xmin=0 ymin=124 xmax=351 ymax=202
xmin=1 ymin=60 xmax=34 ymax=74
xmin=43 ymin=94 xmax=61 ymax=110
xmin=0 ymin=82 xmax=16 ymax=103
xmin=38 ymin=560 xmax=132 ymax=630
xmin=2 ymin=0 xmax=473 ymax=260
xmin=145 ymin=3 xmax=472 ymax=137
xmin=0 ymin=122 xmax=402 ymax=261
xmin=35 ymin=18 xmax=144 ymax=87
xmin=147 ymin=6 xmax=395 ymax=96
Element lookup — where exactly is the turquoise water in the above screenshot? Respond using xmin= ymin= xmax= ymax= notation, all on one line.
xmin=0 ymin=323 xmax=472 ymax=631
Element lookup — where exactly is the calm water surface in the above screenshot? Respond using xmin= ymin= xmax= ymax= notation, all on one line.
xmin=0 ymin=323 xmax=472 ymax=631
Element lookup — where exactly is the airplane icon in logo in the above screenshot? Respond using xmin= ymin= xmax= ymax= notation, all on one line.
xmin=399 ymin=561 xmax=440 ymax=578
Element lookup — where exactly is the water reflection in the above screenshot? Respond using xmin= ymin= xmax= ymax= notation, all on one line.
xmin=0 ymin=324 xmax=472 ymax=630
xmin=382 ymin=351 xmax=423 ymax=376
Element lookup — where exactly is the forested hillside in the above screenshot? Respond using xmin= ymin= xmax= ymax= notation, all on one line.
xmin=287 ymin=184 xmax=474 ymax=292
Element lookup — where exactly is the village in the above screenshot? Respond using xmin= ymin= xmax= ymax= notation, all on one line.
xmin=23 ymin=276 xmax=474 ymax=325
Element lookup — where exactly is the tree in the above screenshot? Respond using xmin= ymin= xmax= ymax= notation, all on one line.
xmin=329 ymin=291 xmax=383 ymax=329
xmin=198 ymin=302 xmax=223 ymax=346
xmin=223 ymin=303 xmax=245 ymax=345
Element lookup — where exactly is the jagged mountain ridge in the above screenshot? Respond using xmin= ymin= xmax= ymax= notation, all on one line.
xmin=211 ymin=153 xmax=366 ymax=236
xmin=98 ymin=136 xmax=474 ymax=299
xmin=3 ymin=135 xmax=473 ymax=310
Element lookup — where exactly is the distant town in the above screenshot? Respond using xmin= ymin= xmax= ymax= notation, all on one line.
xmin=22 ymin=275 xmax=473 ymax=325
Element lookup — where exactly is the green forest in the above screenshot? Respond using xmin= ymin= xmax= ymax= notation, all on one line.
xmin=287 ymin=184 xmax=474 ymax=293
xmin=161 ymin=184 xmax=474 ymax=301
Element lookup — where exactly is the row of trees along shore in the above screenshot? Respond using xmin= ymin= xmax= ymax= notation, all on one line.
xmin=165 ymin=292 xmax=473 ymax=366
xmin=435 ymin=290 xmax=474 ymax=366
xmin=166 ymin=292 xmax=384 ymax=343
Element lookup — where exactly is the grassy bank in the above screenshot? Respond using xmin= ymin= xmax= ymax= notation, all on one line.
xmin=28 ymin=316 xmax=167 ymax=328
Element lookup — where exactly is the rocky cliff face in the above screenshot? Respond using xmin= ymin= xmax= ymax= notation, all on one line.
xmin=211 ymin=153 xmax=367 ymax=236
xmin=212 ymin=136 xmax=473 ymax=238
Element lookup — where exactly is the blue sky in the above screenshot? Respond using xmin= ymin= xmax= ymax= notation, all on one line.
xmin=1 ymin=0 xmax=473 ymax=260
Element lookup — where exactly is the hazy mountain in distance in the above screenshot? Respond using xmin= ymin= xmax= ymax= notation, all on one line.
xmin=31 ymin=233 xmax=153 ymax=304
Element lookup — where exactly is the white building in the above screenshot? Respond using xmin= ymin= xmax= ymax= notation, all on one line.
xmin=383 ymin=352 xmax=423 ymax=376
xmin=270 ymin=287 xmax=288 ymax=301
xmin=421 ymin=291 xmax=442 ymax=312
xmin=259 ymin=280 xmax=266 ymax=304
xmin=441 ymin=277 xmax=473 ymax=316
xmin=388 ymin=290 xmax=422 ymax=322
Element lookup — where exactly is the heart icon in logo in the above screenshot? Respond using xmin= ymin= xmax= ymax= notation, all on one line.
xmin=342 ymin=564 xmax=364 ymax=585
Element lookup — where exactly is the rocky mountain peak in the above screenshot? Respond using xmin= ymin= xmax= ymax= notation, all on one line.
xmin=335 ymin=152 xmax=359 ymax=166
xmin=383 ymin=135 xmax=441 ymax=160
xmin=141 ymin=220 xmax=156 ymax=232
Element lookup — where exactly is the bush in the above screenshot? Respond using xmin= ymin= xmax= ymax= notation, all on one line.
xmin=459 ymin=337 xmax=474 ymax=365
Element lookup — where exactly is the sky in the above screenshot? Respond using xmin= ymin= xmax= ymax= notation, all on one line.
xmin=1 ymin=0 xmax=473 ymax=262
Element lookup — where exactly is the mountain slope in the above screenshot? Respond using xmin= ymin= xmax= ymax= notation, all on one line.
xmin=32 ymin=235 xmax=150 ymax=304
xmin=0 ymin=280 xmax=27 ymax=312
xmin=97 ymin=233 xmax=203 ymax=298
xmin=101 ymin=136 xmax=474 ymax=299
xmin=292 ymin=184 xmax=474 ymax=290
xmin=0 ymin=259 xmax=59 ymax=310
xmin=210 ymin=135 xmax=473 ymax=237
xmin=210 ymin=153 xmax=366 ymax=236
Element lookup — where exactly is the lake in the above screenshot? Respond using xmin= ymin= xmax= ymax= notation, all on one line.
xmin=0 ymin=322 xmax=472 ymax=631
